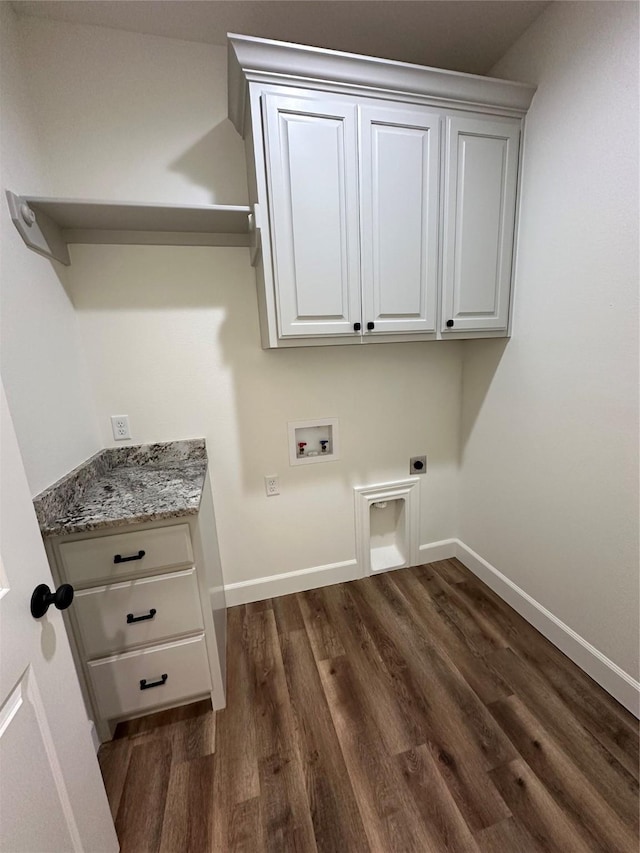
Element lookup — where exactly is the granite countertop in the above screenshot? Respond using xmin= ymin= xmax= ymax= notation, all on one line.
xmin=33 ymin=439 xmax=208 ymax=537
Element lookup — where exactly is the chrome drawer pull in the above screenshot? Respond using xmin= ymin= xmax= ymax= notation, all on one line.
xmin=126 ymin=608 xmax=157 ymax=624
xmin=114 ymin=549 xmax=145 ymax=564
xmin=140 ymin=673 xmax=168 ymax=691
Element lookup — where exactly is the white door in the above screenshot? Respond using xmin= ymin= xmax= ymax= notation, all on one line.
xmin=359 ymin=103 xmax=440 ymax=336
xmin=0 ymin=384 xmax=118 ymax=853
xmin=441 ymin=113 xmax=520 ymax=333
xmin=262 ymin=89 xmax=362 ymax=337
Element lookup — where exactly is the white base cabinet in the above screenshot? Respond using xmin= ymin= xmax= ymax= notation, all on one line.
xmin=44 ymin=475 xmax=226 ymax=743
xmin=228 ymin=34 xmax=535 ymax=348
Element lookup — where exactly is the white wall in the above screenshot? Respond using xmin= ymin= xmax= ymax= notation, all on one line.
xmin=21 ymin=18 xmax=248 ymax=205
xmin=0 ymin=5 xmax=101 ymax=495
xmin=460 ymin=1 xmax=639 ymax=678
xmin=66 ymin=245 xmax=461 ymax=583
xmin=17 ymin=18 xmax=462 ymax=586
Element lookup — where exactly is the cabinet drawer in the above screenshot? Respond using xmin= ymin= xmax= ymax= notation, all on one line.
xmin=88 ymin=634 xmax=211 ymax=720
xmin=74 ymin=568 xmax=203 ymax=658
xmin=59 ymin=524 xmax=193 ymax=586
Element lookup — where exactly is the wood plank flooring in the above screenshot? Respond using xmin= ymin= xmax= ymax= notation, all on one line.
xmin=98 ymin=559 xmax=639 ymax=852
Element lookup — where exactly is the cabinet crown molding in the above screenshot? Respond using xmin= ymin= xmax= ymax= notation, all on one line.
xmin=227 ymin=32 xmax=536 ymax=136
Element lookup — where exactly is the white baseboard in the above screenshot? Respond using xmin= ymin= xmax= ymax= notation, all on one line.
xmin=224 ymin=539 xmax=457 ymax=606
xmin=418 ymin=538 xmax=457 ymax=563
xmin=455 ymin=540 xmax=640 ymax=718
xmin=224 ymin=559 xmax=360 ymax=606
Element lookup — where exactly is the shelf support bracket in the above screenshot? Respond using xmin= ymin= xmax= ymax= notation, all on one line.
xmin=6 ymin=191 xmax=70 ymax=265
xmin=248 ymin=204 xmax=262 ymax=267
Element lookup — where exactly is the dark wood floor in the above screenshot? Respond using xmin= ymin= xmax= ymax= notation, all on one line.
xmin=98 ymin=559 xmax=639 ymax=852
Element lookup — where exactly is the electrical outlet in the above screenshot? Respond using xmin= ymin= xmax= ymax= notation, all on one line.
xmin=111 ymin=415 xmax=131 ymax=441
xmin=410 ymin=455 xmax=427 ymax=475
xmin=264 ymin=474 xmax=280 ymax=496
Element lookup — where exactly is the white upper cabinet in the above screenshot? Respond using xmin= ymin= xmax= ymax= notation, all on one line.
xmin=263 ymin=91 xmax=361 ymax=337
xmin=441 ymin=114 xmax=520 ymax=334
xmin=228 ymin=34 xmax=535 ymax=348
xmin=263 ymin=91 xmax=441 ymax=340
xmin=359 ymin=104 xmax=440 ymax=336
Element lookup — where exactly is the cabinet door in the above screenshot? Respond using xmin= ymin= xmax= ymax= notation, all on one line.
xmin=360 ymin=104 xmax=440 ymax=335
xmin=262 ymin=91 xmax=361 ymax=337
xmin=442 ymin=114 xmax=520 ymax=333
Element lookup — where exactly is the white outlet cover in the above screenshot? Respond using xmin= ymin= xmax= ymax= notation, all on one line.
xmin=110 ymin=415 xmax=131 ymax=441
xmin=264 ymin=474 xmax=280 ymax=496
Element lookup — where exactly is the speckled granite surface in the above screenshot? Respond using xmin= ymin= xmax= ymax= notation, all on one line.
xmin=33 ymin=440 xmax=207 ymax=537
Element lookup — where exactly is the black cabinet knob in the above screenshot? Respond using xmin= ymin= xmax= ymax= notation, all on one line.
xmin=367 ymin=321 xmax=375 ymax=331
xmin=446 ymin=320 xmax=454 ymax=328
xmin=353 ymin=322 xmax=361 ymax=332
xmin=30 ymin=583 xmax=74 ymax=619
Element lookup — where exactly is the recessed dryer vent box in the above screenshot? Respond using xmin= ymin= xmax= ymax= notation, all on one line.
xmin=288 ymin=418 xmax=339 ymax=466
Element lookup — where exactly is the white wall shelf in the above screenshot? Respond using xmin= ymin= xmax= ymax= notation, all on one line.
xmin=6 ymin=190 xmax=252 ymax=265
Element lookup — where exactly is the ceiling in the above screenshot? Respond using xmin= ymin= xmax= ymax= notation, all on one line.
xmin=11 ymin=0 xmax=550 ymax=75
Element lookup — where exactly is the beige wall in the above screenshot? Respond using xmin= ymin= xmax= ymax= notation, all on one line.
xmin=66 ymin=244 xmax=461 ymax=583
xmin=15 ymin=18 xmax=462 ymax=585
xmin=20 ymin=18 xmax=248 ymax=206
xmin=0 ymin=5 xmax=101 ymax=494
xmin=459 ymin=1 xmax=639 ymax=677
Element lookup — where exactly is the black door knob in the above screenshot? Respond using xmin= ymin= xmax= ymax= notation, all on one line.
xmin=446 ymin=319 xmax=454 ymax=328
xmin=367 ymin=321 xmax=375 ymax=331
xmin=353 ymin=322 xmax=361 ymax=332
xmin=30 ymin=583 xmax=74 ymax=619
